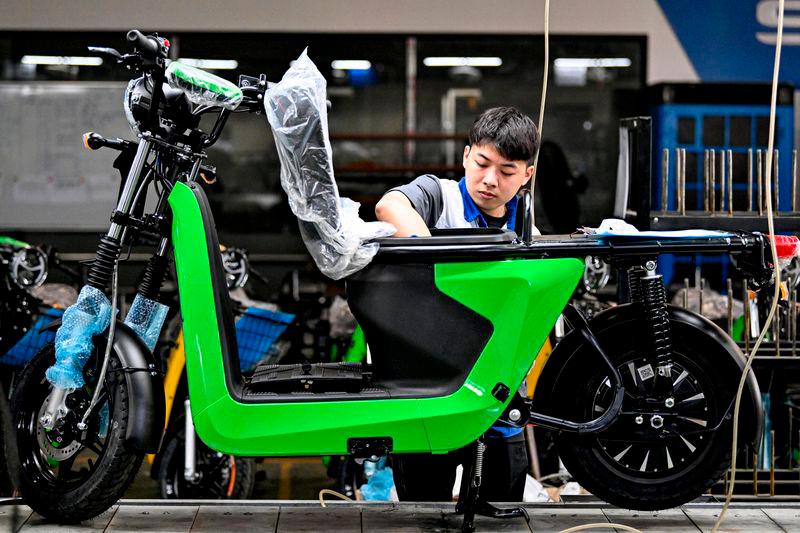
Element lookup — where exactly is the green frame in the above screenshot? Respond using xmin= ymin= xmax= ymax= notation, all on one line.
xmin=169 ymin=181 xmax=583 ymax=455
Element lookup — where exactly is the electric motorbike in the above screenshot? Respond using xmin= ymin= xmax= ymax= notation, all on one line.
xmin=6 ymin=30 xmax=785 ymax=531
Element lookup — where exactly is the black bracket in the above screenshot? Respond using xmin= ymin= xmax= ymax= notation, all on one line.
xmin=527 ymin=304 xmax=626 ymax=435
xmin=347 ymin=437 xmax=392 ymax=459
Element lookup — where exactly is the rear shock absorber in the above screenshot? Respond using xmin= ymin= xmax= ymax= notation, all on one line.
xmin=627 ymin=266 xmax=646 ymax=304
xmin=641 ymin=260 xmax=673 ymax=379
xmin=86 ymin=235 xmax=122 ymax=291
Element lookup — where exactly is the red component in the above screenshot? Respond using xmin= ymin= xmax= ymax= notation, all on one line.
xmin=767 ymin=234 xmax=800 ymax=259
xmin=163 ymin=38 xmax=170 ymax=49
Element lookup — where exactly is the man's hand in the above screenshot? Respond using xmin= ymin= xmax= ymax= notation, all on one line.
xmin=375 ymin=192 xmax=432 ymax=237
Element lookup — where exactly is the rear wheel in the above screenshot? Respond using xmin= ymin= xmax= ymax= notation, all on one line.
xmin=545 ymin=314 xmax=739 ymax=510
xmin=8 ymin=344 xmax=143 ymax=522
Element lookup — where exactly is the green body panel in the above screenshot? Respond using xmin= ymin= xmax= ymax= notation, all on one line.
xmin=422 ymin=260 xmax=584 ymax=451
xmin=165 ymin=61 xmax=243 ymax=110
xmin=168 ymin=181 xmax=582 ymax=455
xmin=0 ymin=236 xmax=30 ymax=248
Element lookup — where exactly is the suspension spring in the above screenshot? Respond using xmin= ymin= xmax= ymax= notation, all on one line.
xmin=642 ymin=272 xmax=672 ymax=368
xmin=86 ymin=236 xmax=122 ymax=291
xmin=138 ymin=255 xmax=169 ymax=300
xmin=627 ymin=266 xmax=646 ymax=304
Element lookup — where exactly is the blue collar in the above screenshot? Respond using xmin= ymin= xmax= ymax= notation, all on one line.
xmin=458 ymin=177 xmax=517 ymax=229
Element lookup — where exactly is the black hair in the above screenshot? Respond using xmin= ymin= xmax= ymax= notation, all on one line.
xmin=468 ymin=106 xmax=540 ymax=164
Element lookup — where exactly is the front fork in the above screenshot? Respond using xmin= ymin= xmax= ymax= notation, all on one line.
xmin=43 ymin=137 xmax=168 ymax=429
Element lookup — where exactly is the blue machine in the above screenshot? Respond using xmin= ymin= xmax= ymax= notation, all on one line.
xmin=649 ymin=83 xmax=795 ymax=288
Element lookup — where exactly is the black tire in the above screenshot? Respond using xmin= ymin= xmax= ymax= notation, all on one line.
xmin=158 ymin=432 xmax=255 ymax=499
xmin=541 ymin=310 xmax=741 ymax=510
xmin=8 ymin=343 xmax=144 ymax=522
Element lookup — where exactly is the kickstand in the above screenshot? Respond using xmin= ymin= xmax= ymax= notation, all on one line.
xmin=455 ymin=440 xmax=529 ymax=533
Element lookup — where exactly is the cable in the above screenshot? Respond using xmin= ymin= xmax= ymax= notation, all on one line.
xmin=318 ymin=488 xmax=353 ymax=507
xmin=713 ymin=1 xmax=785 ymax=531
xmin=559 ymin=524 xmax=642 ymax=533
xmin=529 ymin=0 xmax=550 ymax=228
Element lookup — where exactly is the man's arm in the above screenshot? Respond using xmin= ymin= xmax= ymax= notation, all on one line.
xmin=375 ymin=191 xmax=432 ymax=237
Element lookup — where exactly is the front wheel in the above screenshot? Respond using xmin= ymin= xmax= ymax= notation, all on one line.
xmin=8 ymin=344 xmax=144 ymax=522
xmin=541 ymin=310 xmax=748 ymax=510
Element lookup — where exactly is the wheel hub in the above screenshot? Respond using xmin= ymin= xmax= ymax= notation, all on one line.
xmin=36 ymin=400 xmax=82 ymax=461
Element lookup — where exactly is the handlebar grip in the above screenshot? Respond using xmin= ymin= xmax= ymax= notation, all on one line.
xmin=126 ymin=29 xmax=160 ymax=58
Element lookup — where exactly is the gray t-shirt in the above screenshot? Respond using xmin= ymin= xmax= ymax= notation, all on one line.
xmin=388 ymin=174 xmax=444 ymax=228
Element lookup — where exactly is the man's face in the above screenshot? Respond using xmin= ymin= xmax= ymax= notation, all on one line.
xmin=462 ymin=143 xmax=534 ymax=216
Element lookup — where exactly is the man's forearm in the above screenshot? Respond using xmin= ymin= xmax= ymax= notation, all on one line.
xmin=375 ymin=193 xmax=432 ymax=237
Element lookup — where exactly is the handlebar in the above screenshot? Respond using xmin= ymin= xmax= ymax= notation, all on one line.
xmin=126 ymin=29 xmax=163 ymax=59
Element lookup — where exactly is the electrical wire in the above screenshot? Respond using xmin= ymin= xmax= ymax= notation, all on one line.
xmin=560 ymin=525 xmax=642 ymax=533
xmin=713 ymin=1 xmax=785 ymax=531
xmin=318 ymin=488 xmax=353 ymax=507
xmin=529 ymin=0 xmax=550 ymax=229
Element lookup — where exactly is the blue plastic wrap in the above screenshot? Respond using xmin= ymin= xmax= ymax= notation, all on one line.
xmin=359 ymin=457 xmax=395 ymax=501
xmin=46 ymin=285 xmax=112 ymax=389
xmin=123 ymin=294 xmax=169 ymax=352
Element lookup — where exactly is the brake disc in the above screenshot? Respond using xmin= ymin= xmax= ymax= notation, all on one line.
xmin=36 ymin=395 xmax=82 ymax=461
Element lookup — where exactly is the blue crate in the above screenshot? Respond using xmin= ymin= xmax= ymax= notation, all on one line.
xmin=2 ymin=307 xmax=64 ymax=368
xmin=235 ymin=307 xmax=295 ymax=372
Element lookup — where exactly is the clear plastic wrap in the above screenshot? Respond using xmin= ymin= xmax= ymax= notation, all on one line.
xmin=264 ymin=50 xmax=395 ymax=280
xmin=46 ymin=285 xmax=112 ymax=389
xmin=165 ymin=61 xmax=243 ymax=110
xmin=123 ymin=294 xmax=169 ymax=352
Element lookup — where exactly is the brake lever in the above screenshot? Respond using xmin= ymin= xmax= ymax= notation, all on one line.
xmin=87 ymin=46 xmax=123 ymax=61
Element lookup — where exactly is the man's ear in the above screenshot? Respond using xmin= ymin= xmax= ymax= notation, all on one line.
xmin=462 ymin=145 xmax=471 ymax=169
xmin=522 ymin=164 xmax=534 ymax=186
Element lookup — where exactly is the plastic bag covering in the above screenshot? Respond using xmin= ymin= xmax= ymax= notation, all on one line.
xmin=123 ymin=294 xmax=169 ymax=352
xmin=585 ymin=218 xmax=734 ymax=239
xmin=166 ymin=61 xmax=243 ymax=110
xmin=46 ymin=285 xmax=112 ymax=390
xmin=359 ymin=457 xmax=396 ymax=501
xmin=264 ymin=50 xmax=396 ymax=279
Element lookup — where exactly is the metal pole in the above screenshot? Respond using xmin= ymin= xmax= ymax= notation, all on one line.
xmin=775 ymin=306 xmax=781 ymax=357
xmin=675 ymin=148 xmax=682 ymax=214
xmin=727 ymin=148 xmax=734 ymax=215
xmin=792 ymin=287 xmax=797 ymax=357
xmin=710 ymin=150 xmax=716 ymax=213
xmin=720 ymin=149 xmax=726 ymax=213
xmin=770 ymin=429 xmax=776 ymax=496
xmin=703 ymin=149 xmax=710 ymax=213
xmin=684 ymin=278 xmax=690 ymax=308
xmin=753 ymin=451 xmax=759 ymax=496
xmin=743 ymin=282 xmax=751 ymax=354
xmin=662 ymin=148 xmax=669 ymax=212
xmin=699 ymin=278 xmax=705 ymax=316
xmin=748 ymin=148 xmax=754 ymax=212
xmin=680 ymin=148 xmax=687 ymax=215
xmin=775 ymin=149 xmax=780 ymax=212
xmin=793 ymin=148 xmax=798 ymax=212
xmin=758 ymin=149 xmax=764 ymax=216
xmin=727 ymin=278 xmax=734 ymax=335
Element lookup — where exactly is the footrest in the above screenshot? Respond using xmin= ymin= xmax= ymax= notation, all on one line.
xmin=249 ymin=362 xmax=365 ymax=393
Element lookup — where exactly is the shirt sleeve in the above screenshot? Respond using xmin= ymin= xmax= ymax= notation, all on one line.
xmin=386 ymin=174 xmax=444 ymax=227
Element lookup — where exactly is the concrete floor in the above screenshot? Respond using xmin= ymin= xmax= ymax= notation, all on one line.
xmin=3 ymin=500 xmax=800 ymax=532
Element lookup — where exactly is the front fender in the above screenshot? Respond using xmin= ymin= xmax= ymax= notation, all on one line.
xmin=44 ymin=319 xmax=165 ymax=453
xmin=532 ymin=303 xmax=763 ymax=450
